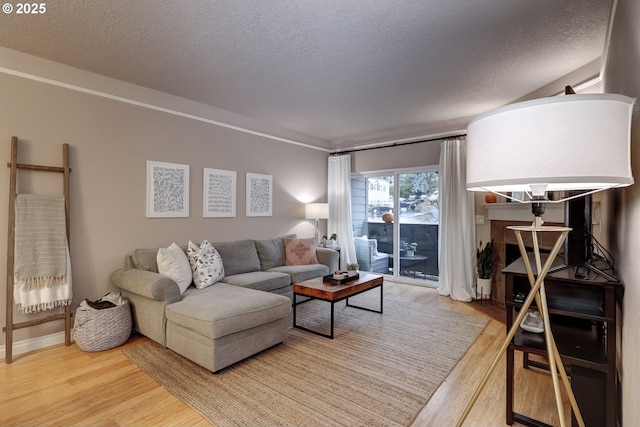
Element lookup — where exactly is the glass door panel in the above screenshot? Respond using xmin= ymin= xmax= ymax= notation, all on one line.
xmin=352 ymin=175 xmax=393 ymax=275
xmin=397 ymin=172 xmax=439 ymax=281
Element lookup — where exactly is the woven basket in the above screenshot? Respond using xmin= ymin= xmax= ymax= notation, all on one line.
xmin=73 ymin=300 xmax=132 ymax=352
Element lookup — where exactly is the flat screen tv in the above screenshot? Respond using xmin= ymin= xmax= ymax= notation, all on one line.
xmin=561 ymin=192 xmax=617 ymax=281
xmin=564 ymin=191 xmax=592 ymax=266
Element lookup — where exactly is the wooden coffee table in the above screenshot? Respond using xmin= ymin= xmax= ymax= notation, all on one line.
xmin=292 ymin=272 xmax=383 ymax=339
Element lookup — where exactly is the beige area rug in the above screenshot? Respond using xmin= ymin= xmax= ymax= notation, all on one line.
xmin=123 ymin=293 xmax=488 ymax=427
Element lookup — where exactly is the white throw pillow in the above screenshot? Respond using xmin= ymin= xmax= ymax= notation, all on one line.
xmin=187 ymin=240 xmax=225 ymax=289
xmin=157 ymin=242 xmax=192 ymax=294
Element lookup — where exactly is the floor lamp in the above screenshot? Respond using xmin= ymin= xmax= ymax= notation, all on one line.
xmin=459 ymin=91 xmax=635 ymax=427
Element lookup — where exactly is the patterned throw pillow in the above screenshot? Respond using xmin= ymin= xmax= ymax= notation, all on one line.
xmin=187 ymin=240 xmax=225 ymax=289
xmin=157 ymin=242 xmax=193 ymax=294
xmin=284 ymin=237 xmax=319 ymax=265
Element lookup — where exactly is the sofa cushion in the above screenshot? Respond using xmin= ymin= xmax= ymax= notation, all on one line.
xmin=284 ymin=237 xmax=319 ymax=265
xmin=255 ymin=237 xmax=285 ymax=270
xmin=157 ymin=243 xmax=193 ymax=293
xmin=133 ymin=248 xmax=161 ymax=273
xmin=165 ymin=283 xmax=291 ymax=340
xmin=255 ymin=234 xmax=296 ymax=270
xmin=212 ymin=239 xmax=261 ymax=275
xmin=187 ymin=240 xmax=225 ymax=289
xmin=221 ymin=271 xmax=291 ymax=293
xmin=268 ymin=264 xmax=330 ymax=283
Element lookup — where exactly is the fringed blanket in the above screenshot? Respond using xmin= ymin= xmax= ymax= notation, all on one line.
xmin=13 ymin=194 xmax=73 ymax=314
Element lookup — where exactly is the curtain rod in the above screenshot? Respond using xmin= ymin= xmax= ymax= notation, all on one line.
xmin=329 ymin=133 xmax=467 ymax=156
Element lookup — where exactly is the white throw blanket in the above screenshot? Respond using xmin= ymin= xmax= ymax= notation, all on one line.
xmin=13 ymin=194 xmax=73 ymax=313
xmin=14 ymin=244 xmax=73 ymax=313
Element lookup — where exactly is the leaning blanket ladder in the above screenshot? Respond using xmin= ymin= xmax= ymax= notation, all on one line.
xmin=4 ymin=136 xmax=72 ymax=363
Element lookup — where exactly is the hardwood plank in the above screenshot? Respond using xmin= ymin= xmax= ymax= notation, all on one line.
xmin=411 ymin=305 xmax=571 ymax=426
xmin=0 ymin=281 xmax=567 ymax=427
xmin=0 ymin=335 xmax=211 ymax=427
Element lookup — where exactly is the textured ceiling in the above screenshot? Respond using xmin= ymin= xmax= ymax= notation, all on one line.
xmin=0 ymin=0 xmax=613 ymax=149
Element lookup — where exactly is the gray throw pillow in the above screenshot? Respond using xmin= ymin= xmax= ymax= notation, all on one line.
xmin=255 ymin=237 xmax=286 ymax=270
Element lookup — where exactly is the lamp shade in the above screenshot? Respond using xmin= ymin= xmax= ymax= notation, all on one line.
xmin=305 ymin=202 xmax=329 ymax=220
xmin=466 ymin=93 xmax=635 ymax=196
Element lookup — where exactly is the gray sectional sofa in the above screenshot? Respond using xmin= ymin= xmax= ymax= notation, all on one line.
xmin=111 ymin=236 xmax=338 ymax=372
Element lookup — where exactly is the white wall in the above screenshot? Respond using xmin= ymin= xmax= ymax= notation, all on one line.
xmin=0 ymin=49 xmax=329 ymax=344
xmin=603 ymin=0 xmax=640 ymax=423
xmin=350 ymin=139 xmax=442 ymax=173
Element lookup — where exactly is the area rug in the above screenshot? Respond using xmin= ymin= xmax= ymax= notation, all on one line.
xmin=123 ymin=293 xmax=488 ymax=427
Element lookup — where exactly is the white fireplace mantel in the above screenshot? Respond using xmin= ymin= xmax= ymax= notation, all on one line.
xmin=483 ymin=202 xmax=564 ymax=223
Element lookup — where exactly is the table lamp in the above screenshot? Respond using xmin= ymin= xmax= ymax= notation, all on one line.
xmin=305 ymin=202 xmax=329 ymax=245
xmin=458 ymin=90 xmax=635 ymax=427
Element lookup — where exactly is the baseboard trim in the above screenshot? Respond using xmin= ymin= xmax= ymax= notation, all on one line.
xmin=0 ymin=331 xmax=72 ymax=360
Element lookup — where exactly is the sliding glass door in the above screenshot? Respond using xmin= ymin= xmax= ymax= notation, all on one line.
xmin=351 ymin=167 xmax=439 ymax=285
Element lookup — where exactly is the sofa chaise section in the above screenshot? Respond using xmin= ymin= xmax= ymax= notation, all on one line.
xmin=165 ymin=283 xmax=291 ymax=372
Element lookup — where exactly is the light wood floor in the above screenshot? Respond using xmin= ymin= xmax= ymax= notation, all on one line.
xmin=0 ymin=282 xmax=570 ymax=426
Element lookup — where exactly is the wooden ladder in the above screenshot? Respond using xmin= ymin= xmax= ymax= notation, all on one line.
xmin=4 ymin=136 xmax=72 ymax=363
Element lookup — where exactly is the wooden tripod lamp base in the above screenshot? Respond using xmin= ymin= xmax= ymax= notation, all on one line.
xmin=457 ymin=225 xmax=585 ymax=427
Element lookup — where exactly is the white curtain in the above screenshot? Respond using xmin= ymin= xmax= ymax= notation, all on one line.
xmin=438 ymin=138 xmax=476 ymax=301
xmin=328 ymin=154 xmax=356 ymax=271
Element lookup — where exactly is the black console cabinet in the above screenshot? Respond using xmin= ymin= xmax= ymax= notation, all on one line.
xmin=503 ymin=256 xmax=622 ymax=427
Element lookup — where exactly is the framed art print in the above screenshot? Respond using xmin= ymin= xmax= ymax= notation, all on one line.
xmin=146 ymin=160 xmax=190 ymax=218
xmin=203 ymin=168 xmax=236 ymax=217
xmin=246 ymin=173 xmax=272 ymax=217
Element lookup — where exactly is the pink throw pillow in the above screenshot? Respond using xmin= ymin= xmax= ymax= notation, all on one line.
xmin=284 ymin=237 xmax=319 ymax=265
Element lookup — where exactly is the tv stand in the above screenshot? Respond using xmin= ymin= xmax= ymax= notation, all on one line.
xmin=504 ymin=255 xmax=622 ymax=427
xmin=547 ymin=261 xmax=618 ymax=282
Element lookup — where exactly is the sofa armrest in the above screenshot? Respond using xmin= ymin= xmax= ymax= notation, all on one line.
xmin=316 ymin=247 xmax=339 ymax=272
xmin=111 ymin=268 xmax=182 ymax=303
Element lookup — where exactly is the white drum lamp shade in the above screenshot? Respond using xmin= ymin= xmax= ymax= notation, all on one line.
xmin=466 ymin=93 xmax=635 ymax=196
xmin=304 ymin=203 xmax=329 ymax=220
